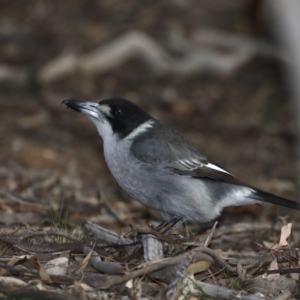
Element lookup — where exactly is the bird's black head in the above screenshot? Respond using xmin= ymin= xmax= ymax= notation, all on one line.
xmin=98 ymin=98 xmax=152 ymax=138
xmin=63 ymin=98 xmax=153 ymax=139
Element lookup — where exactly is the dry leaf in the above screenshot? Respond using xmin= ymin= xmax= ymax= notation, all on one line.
xmin=0 ymin=276 xmax=27 ymax=287
xmin=44 ymin=257 xmax=69 ymax=276
xmin=187 ymin=261 xmax=211 ymax=275
xmin=74 ymin=281 xmax=94 ymax=291
xmin=263 ymin=258 xmax=280 ymax=279
xmin=31 ymin=256 xmax=51 ymax=283
xmin=79 ymin=249 xmax=93 ymax=273
xmin=0 ymin=256 xmax=30 ymax=276
xmin=126 ymin=278 xmax=142 ymax=299
xmin=279 ymin=223 xmax=292 ymax=246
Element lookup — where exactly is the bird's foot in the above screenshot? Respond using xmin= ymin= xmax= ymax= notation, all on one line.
xmin=154 ymin=216 xmax=187 ymax=235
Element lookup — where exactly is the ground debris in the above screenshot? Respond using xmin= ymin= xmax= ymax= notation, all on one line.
xmin=0 ymin=221 xmax=298 ymax=299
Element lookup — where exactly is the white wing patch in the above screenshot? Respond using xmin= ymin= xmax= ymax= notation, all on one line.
xmin=175 ymin=159 xmax=232 ymax=176
xmin=206 ymin=162 xmax=232 ymax=175
xmin=176 ymin=159 xmax=202 ymax=169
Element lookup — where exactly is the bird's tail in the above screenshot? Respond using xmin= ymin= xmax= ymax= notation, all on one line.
xmin=249 ymin=190 xmax=300 ymax=211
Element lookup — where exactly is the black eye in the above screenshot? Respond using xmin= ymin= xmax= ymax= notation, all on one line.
xmin=111 ymin=108 xmax=122 ymax=117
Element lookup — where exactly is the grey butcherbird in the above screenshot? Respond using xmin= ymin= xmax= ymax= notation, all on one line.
xmin=62 ymin=98 xmax=300 ymax=230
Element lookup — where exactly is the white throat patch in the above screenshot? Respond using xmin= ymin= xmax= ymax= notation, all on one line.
xmin=90 ymin=116 xmax=114 ymax=142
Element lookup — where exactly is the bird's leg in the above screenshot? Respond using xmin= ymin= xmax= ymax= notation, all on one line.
xmin=156 ymin=216 xmax=187 ymax=235
xmin=153 ymin=220 xmax=168 ymax=232
xmin=158 ymin=216 xmax=187 ymax=251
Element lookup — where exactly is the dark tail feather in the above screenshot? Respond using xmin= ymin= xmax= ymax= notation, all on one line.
xmin=250 ymin=190 xmax=300 ymax=211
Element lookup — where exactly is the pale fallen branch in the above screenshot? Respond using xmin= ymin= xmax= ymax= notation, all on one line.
xmin=85 ymin=221 xmax=132 ymax=245
xmin=82 ymin=245 xmax=124 ymax=275
xmin=192 ymin=28 xmax=287 ymax=62
xmin=38 ymin=32 xmax=171 ymax=83
xmin=203 ymin=221 xmax=218 ymax=247
xmin=271 ymin=291 xmax=292 ymax=300
xmin=38 ymin=30 xmax=280 ymax=84
xmin=141 ymin=234 xmax=163 ymax=262
xmin=209 ymin=222 xmax=300 ymax=239
xmin=0 ymin=64 xmax=29 ymax=87
xmin=228 ymin=252 xmax=297 ymax=268
xmin=170 ymin=276 xmax=262 ymax=300
xmin=251 ymin=276 xmax=297 ymax=295
xmin=7 ymin=288 xmax=79 ymax=300
xmin=170 ymin=272 xmax=296 ymax=299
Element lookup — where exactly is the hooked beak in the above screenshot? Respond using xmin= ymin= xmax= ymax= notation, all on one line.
xmin=62 ymin=100 xmax=100 ymax=119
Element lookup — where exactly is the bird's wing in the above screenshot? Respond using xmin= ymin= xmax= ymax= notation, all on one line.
xmin=131 ymin=123 xmax=300 ymax=211
xmin=170 ymin=158 xmax=235 ymax=182
xmin=130 ymin=124 xmax=235 ymax=182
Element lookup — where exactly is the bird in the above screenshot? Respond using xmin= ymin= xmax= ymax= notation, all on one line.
xmin=62 ymin=98 xmax=300 ymax=230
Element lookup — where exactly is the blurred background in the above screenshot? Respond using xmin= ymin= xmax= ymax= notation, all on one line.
xmin=0 ymin=0 xmax=299 ymax=232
